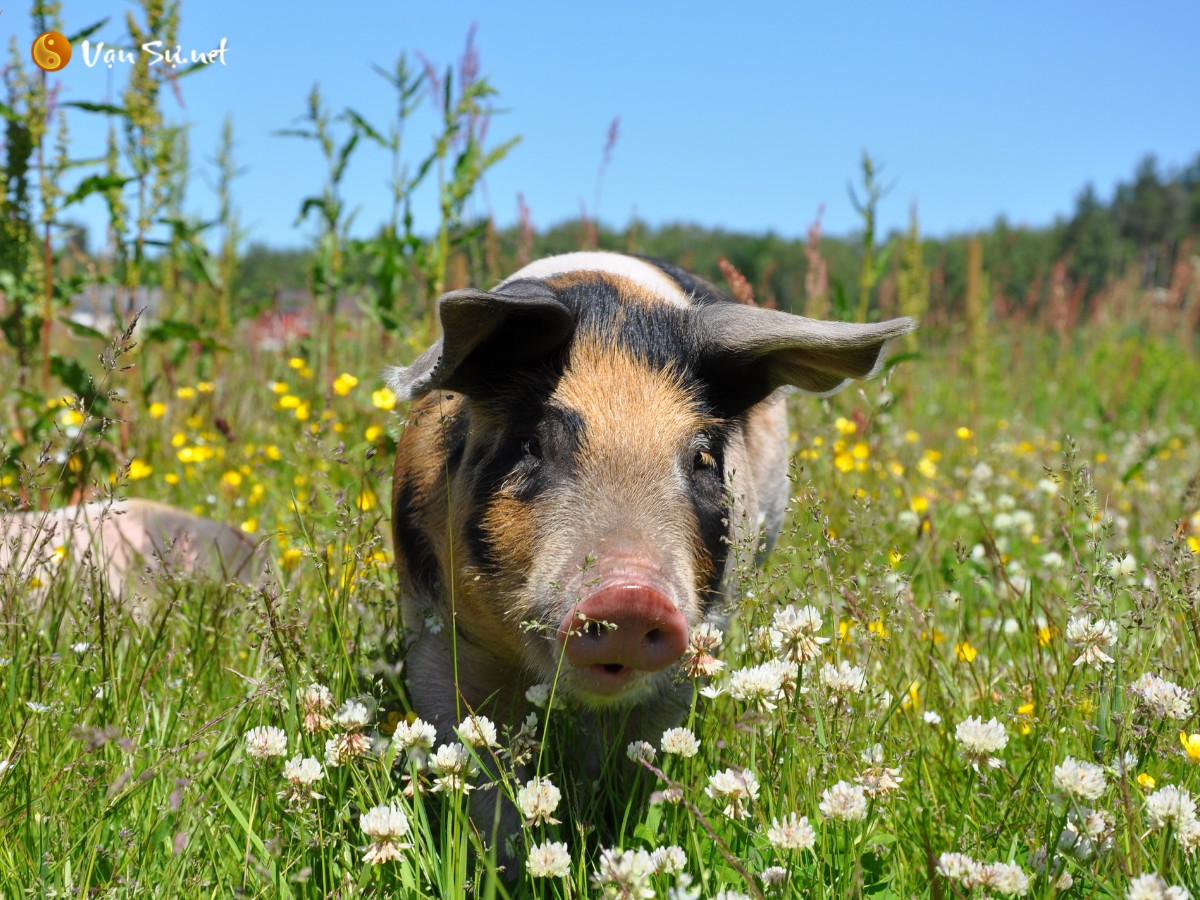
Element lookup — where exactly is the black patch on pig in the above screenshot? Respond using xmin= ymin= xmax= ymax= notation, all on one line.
xmin=392 ymin=481 xmax=440 ymax=595
xmin=688 ymin=425 xmax=733 ymax=613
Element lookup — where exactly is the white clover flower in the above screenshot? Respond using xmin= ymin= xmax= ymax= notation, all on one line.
xmin=300 ymin=683 xmax=335 ymax=734
xmin=429 ymin=742 xmax=478 ymax=793
xmin=766 ymin=812 xmax=815 ymax=850
xmin=324 ymin=730 xmax=370 ymax=767
xmin=0 ymin=758 xmax=11 ymax=780
xmin=1059 ymin=806 xmax=1114 ymax=861
xmin=1041 ymin=550 xmax=1065 ymax=569
xmin=279 ymin=755 xmax=324 ymax=803
xmin=660 ymin=727 xmax=700 ymax=758
xmin=592 ymin=847 xmax=655 ymax=899
xmin=759 ymin=865 xmax=788 ymax=890
xmin=527 ymin=840 xmax=571 ymax=878
xmin=392 ymin=717 xmax=438 ymax=752
xmin=627 ymin=740 xmax=656 ymax=764
xmin=820 ymin=660 xmax=867 ymax=698
xmin=712 ymin=892 xmax=752 ymax=900
xmin=955 ymin=716 xmax=1008 ymax=771
xmin=1130 ymin=673 xmax=1192 ymax=720
xmin=334 ymin=698 xmax=371 ymax=731
xmin=770 ymin=604 xmax=829 ymax=664
xmin=525 ymin=683 xmax=551 ymax=707
xmin=1126 ymin=872 xmax=1190 ymax=900
xmin=976 ymin=861 xmax=1031 ymax=896
xmin=819 ymin=780 xmax=868 ymax=822
xmin=1145 ymin=785 xmax=1197 ymax=830
xmin=517 ymin=776 xmax=562 ymax=826
xmin=923 ymin=710 xmax=942 ymax=725
xmin=1065 ymin=614 xmax=1118 ymax=669
xmin=681 ymin=622 xmax=725 ymax=678
xmin=650 ymin=844 xmax=687 ymax=874
xmin=706 ymin=768 xmax=760 ymax=820
xmin=1107 ymin=553 xmax=1137 ymax=579
xmin=360 ymin=801 xmax=411 ymax=865
xmin=455 ymin=714 xmax=499 ymax=748
xmin=1053 ymin=755 xmax=1107 ymax=801
xmin=728 ymin=660 xmax=791 ymax=711
xmin=1177 ymin=817 xmax=1200 ymax=855
xmin=937 ymin=852 xmax=979 ymax=883
xmin=243 ymin=725 xmax=288 ymax=760
xmin=857 ymin=744 xmax=903 ymax=797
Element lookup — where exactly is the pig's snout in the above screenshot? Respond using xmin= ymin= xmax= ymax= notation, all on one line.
xmin=557 ymin=584 xmax=689 ymax=689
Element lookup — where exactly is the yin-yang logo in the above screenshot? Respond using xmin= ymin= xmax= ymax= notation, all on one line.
xmin=32 ymin=32 xmax=72 ymax=72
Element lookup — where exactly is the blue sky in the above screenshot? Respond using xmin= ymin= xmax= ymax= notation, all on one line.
xmin=8 ymin=1 xmax=1200 ymax=250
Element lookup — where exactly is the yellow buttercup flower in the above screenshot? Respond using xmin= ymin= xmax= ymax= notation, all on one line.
xmin=955 ymin=426 xmax=973 ymax=440
xmin=955 ymin=642 xmax=977 ymax=663
xmin=149 ymin=402 xmax=167 ymax=419
xmin=176 ymin=386 xmax=196 ymax=400
xmin=365 ymin=424 xmax=383 ymax=442
xmin=1137 ymin=773 xmax=1156 ymax=789
xmin=127 ymin=459 xmax=153 ymax=480
xmin=372 ymin=388 xmax=397 ymax=411
xmin=1181 ymin=731 xmax=1200 ymax=763
xmin=835 ymin=416 xmax=857 ymax=435
xmin=333 ymin=373 xmax=359 ymax=396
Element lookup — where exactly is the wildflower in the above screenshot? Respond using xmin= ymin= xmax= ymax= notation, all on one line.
xmin=759 ymin=866 xmax=788 ymax=891
xmin=627 ymin=740 xmax=656 ymax=764
xmin=371 ymin=387 xmax=397 ymax=410
xmin=127 ymin=458 xmax=153 ymax=480
xmin=1139 ymin=773 xmax=1157 ymax=790
xmin=1107 ymin=553 xmax=1137 ymax=579
xmin=680 ymin=622 xmax=725 ymax=678
xmin=1125 ymin=873 xmax=1190 ymax=900
xmin=300 ymin=683 xmax=335 ymax=735
xmin=456 ymin=714 xmax=499 ymax=749
xmin=1058 ymin=807 xmax=1114 ymax=861
xmin=661 ymin=727 xmax=699 ymax=758
xmin=149 ymin=401 xmax=167 ymax=418
xmin=506 ymin=711 xmax=541 ymax=766
xmin=525 ymin=683 xmax=551 ymax=707
xmin=820 ymin=660 xmax=867 ymax=698
xmin=0 ymin=758 xmax=11 ymax=780
xmin=728 ymin=660 xmax=790 ymax=711
xmin=429 ymin=742 xmax=478 ymax=794
xmin=955 ymin=715 xmax=1008 ymax=771
xmin=1181 ymin=731 xmax=1200 ymax=763
xmin=954 ymin=641 xmax=977 ymax=663
xmin=1129 ymin=674 xmax=1191 ymax=720
xmin=923 ymin=710 xmax=942 ymax=725
xmin=770 ymin=605 xmax=829 ymax=664
xmin=334 ymin=698 xmax=371 ymax=731
xmin=1065 ymin=614 xmax=1118 ymax=668
xmin=528 ymin=841 xmax=571 ymax=878
xmin=333 ymin=372 xmax=359 ymax=396
xmin=279 ymin=755 xmax=324 ymax=803
xmin=937 ymin=852 xmax=979 ymax=883
xmin=1053 ymin=755 xmax=1107 ymax=801
xmin=766 ymin=812 xmax=815 ymax=851
xmin=592 ymin=847 xmax=655 ymax=899
xmin=976 ymin=861 xmax=1031 ymax=896
xmin=360 ymin=802 xmax=411 ymax=864
xmin=392 ymin=717 xmax=437 ymax=752
xmin=706 ymin=767 xmax=760 ymax=819
xmin=857 ymin=744 xmax=903 ymax=797
xmin=324 ymin=731 xmax=371 ymax=767
xmin=243 ymin=725 xmax=288 ymax=760
xmin=650 ymin=845 xmax=687 ymax=874
xmin=517 ymin=776 xmax=562 ymax=826
xmin=1145 ymin=785 xmax=1197 ymax=830
xmin=819 ymin=780 xmax=868 ymax=822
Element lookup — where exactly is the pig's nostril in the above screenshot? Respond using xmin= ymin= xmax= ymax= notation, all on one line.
xmin=602 ymin=663 xmax=624 ymax=674
xmin=644 ymin=628 xmax=663 ymax=646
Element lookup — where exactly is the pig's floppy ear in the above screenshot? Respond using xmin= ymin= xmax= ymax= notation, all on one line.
xmin=695 ymin=304 xmax=917 ymax=408
xmin=384 ymin=282 xmax=574 ymax=400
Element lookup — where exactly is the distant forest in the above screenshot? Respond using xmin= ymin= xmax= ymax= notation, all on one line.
xmin=227 ymin=152 xmax=1200 ymax=330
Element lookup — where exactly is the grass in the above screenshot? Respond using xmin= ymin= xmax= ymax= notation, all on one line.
xmin=2 ymin=321 xmax=1199 ymax=898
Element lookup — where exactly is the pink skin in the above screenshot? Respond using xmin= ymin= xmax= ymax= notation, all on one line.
xmin=556 ymin=574 xmax=689 ymax=697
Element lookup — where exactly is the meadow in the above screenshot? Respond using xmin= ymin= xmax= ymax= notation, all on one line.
xmin=1 ymin=316 xmax=1199 ymax=899
xmin=4 ymin=7 xmax=1200 ymax=897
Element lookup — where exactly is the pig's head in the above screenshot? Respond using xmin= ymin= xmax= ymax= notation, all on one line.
xmin=388 ymin=269 xmax=914 ymax=707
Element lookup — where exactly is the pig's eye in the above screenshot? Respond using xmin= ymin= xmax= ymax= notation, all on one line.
xmin=693 ymin=449 xmax=718 ymax=471
xmin=520 ymin=435 xmax=543 ymax=461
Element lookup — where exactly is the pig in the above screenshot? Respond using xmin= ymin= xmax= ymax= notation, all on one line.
xmin=388 ymin=252 xmax=914 ymax=739
xmin=1 ymin=498 xmax=265 ymax=619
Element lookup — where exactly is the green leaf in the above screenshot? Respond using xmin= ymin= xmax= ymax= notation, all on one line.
xmin=63 ymin=174 xmax=133 ymax=207
xmin=66 ymin=17 xmax=110 ymax=44
xmin=341 ymin=108 xmax=388 ymax=147
xmin=62 ymin=101 xmax=128 ymax=116
xmin=58 ymin=315 xmax=106 ymax=342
